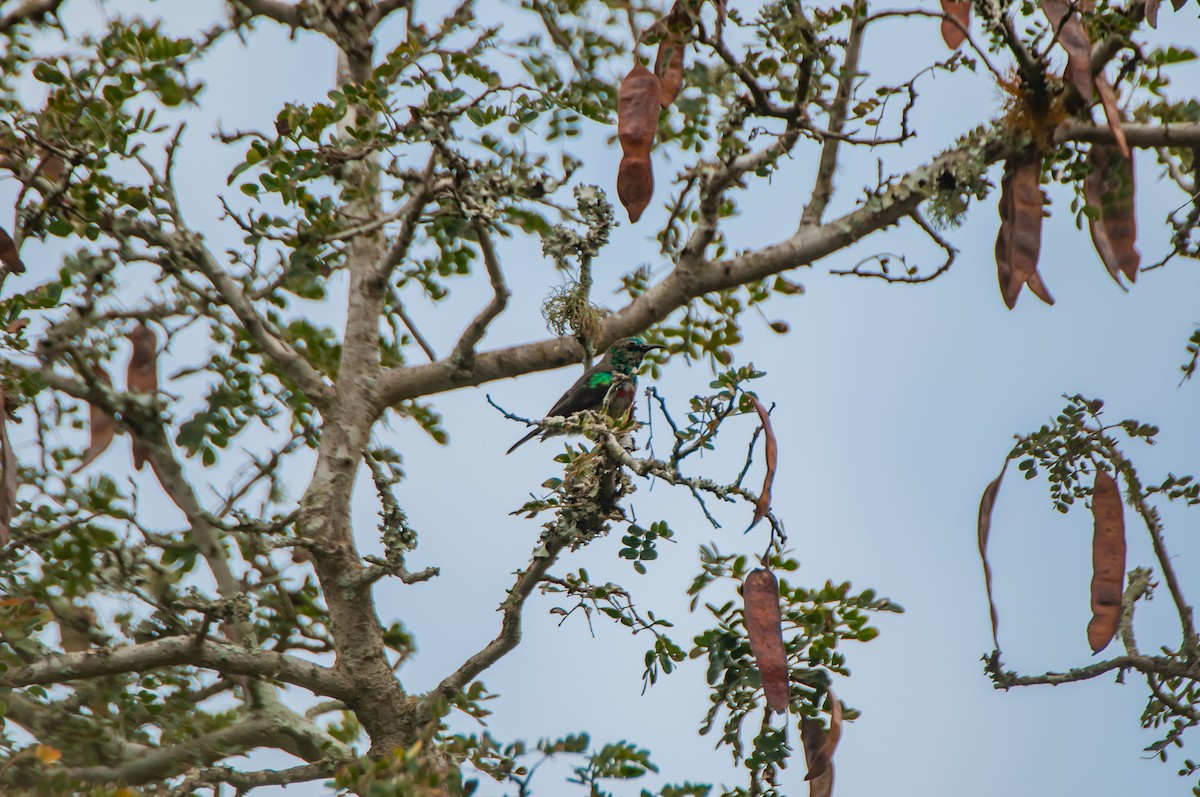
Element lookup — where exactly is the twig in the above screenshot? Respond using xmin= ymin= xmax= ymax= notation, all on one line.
xmin=801 ymin=0 xmax=867 ymax=227
xmin=388 ymin=283 xmax=438 ymax=362
xmin=448 ymin=219 xmax=511 ymax=368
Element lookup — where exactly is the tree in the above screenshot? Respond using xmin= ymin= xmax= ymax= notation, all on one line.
xmin=0 ymin=0 xmax=1197 ymax=794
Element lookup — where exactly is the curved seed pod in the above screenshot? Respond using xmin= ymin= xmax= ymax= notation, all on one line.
xmin=1085 ymin=144 xmax=1139 ymax=287
xmin=655 ymin=35 xmax=686 ymax=107
xmin=127 ymin=323 xmax=159 ymax=471
xmin=1145 ymin=0 xmax=1160 ymax=27
xmin=617 ymin=64 xmax=662 ymax=223
xmin=801 ymin=689 xmax=843 ymax=796
xmin=746 ymin=394 xmax=776 ymax=531
xmin=1088 ymin=471 xmax=1126 ymax=653
xmin=653 ymin=2 xmax=690 ymax=107
xmin=996 ymin=159 xmax=1051 ymax=308
xmin=77 ymin=366 xmax=115 ymax=470
xmin=1039 ymin=0 xmax=1092 ymax=101
xmin=977 ymin=463 xmax=1008 ymax=651
xmin=1094 ymin=76 xmax=1130 ymax=160
xmin=743 ymin=568 xmax=789 ymax=713
xmin=939 ymin=0 xmax=971 ymax=49
xmin=0 ymin=225 xmax=23 ymax=274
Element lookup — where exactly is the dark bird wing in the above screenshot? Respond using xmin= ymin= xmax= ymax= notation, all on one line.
xmin=543 ymin=368 xmax=613 ymax=417
xmin=505 ymin=367 xmax=613 ymax=454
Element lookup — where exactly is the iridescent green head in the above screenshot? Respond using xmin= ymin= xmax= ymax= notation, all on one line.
xmin=606 ymin=337 xmax=662 ymax=373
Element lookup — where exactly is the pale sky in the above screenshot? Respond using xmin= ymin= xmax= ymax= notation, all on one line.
xmin=9 ymin=1 xmax=1200 ymax=795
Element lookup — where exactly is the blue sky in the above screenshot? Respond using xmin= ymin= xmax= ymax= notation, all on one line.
xmin=8 ymin=0 xmax=1200 ymax=794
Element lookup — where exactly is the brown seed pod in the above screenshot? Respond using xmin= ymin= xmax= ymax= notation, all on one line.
xmin=995 ymin=158 xmax=1053 ymax=308
xmin=746 ymin=394 xmax=777 ymax=531
xmin=77 ymin=366 xmax=115 ymax=470
xmin=743 ymin=567 xmax=789 ymax=713
xmin=977 ymin=464 xmax=1007 ymax=651
xmin=126 ymin=323 xmax=159 ymax=470
xmin=616 ymin=64 xmax=662 ymax=223
xmin=1039 ymin=0 xmax=1092 ymax=101
xmin=939 ymin=0 xmax=971 ymax=49
xmin=653 ymin=4 xmax=689 ymax=107
xmin=1088 ymin=471 xmax=1126 ymax=653
xmin=1085 ymin=144 xmax=1139 ymax=287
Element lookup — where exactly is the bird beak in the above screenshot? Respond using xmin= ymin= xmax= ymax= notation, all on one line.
xmin=641 ymin=343 xmax=664 ymax=352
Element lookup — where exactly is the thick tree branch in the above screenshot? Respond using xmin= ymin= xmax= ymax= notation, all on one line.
xmin=1054 ymin=121 xmax=1200 ymax=148
xmin=378 ymin=117 xmax=1200 ymax=412
xmin=64 ymin=716 xmax=280 ymax=785
xmin=176 ymin=761 xmax=340 ymax=793
xmin=3 ymin=693 xmax=150 ymax=762
xmin=0 ymin=637 xmax=351 ymax=698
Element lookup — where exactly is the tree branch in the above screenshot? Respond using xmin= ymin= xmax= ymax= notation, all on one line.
xmin=1054 ymin=121 xmax=1200 ymax=148
xmin=0 ymin=637 xmax=351 ymax=699
xmin=175 ymin=761 xmax=340 ymax=794
xmin=64 ymin=716 xmax=280 ymax=785
xmin=987 ymin=651 xmax=1200 ymax=688
xmin=228 ymin=0 xmax=304 ymax=29
xmin=366 ymin=0 xmax=413 ymax=29
xmin=801 ymin=0 xmax=867 ymax=227
xmin=447 ymin=219 xmax=510 ymax=367
xmin=0 ymin=0 xmax=62 ymax=33
xmin=426 ymin=536 xmax=565 ymax=703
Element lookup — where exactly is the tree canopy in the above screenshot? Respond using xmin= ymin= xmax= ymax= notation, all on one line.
xmin=0 ymin=0 xmax=1198 ymax=795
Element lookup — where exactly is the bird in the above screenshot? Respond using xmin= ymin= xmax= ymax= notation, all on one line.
xmin=506 ymin=337 xmax=662 ymax=454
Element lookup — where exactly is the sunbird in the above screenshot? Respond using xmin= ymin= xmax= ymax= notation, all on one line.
xmin=506 ymin=337 xmax=662 ymax=454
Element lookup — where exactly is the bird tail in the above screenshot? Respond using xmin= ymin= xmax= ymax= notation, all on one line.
xmin=506 ymin=427 xmax=541 ymax=455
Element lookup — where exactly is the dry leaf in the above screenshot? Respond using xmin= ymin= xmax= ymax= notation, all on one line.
xmin=743 ymin=568 xmax=789 ymax=713
xmin=126 ymin=323 xmax=159 ymax=471
xmin=36 ymin=150 xmax=65 ymax=184
xmin=1145 ymin=0 xmax=1160 ymax=26
xmin=77 ymin=366 xmax=115 ymax=470
xmin=0 ymin=225 xmax=24 ymax=275
xmin=617 ymin=64 xmax=662 ymax=223
xmin=977 ymin=462 xmax=1008 ymax=651
xmin=1170 ymin=0 xmax=1186 ymax=9
xmin=1085 ymin=144 xmax=1140 ymax=287
xmin=1094 ymin=75 xmax=1130 ymax=160
xmin=995 ymin=159 xmax=1052 ymax=309
xmin=801 ymin=689 xmax=842 ymax=797
xmin=939 ymin=1 xmax=971 ymax=50
xmin=746 ymin=394 xmax=776 ymax=531
xmin=653 ymin=3 xmax=690 ymax=107
xmin=34 ymin=744 xmax=62 ymax=764
xmin=1039 ymin=0 xmax=1092 ymax=101
xmin=1088 ymin=471 xmax=1126 ymax=653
